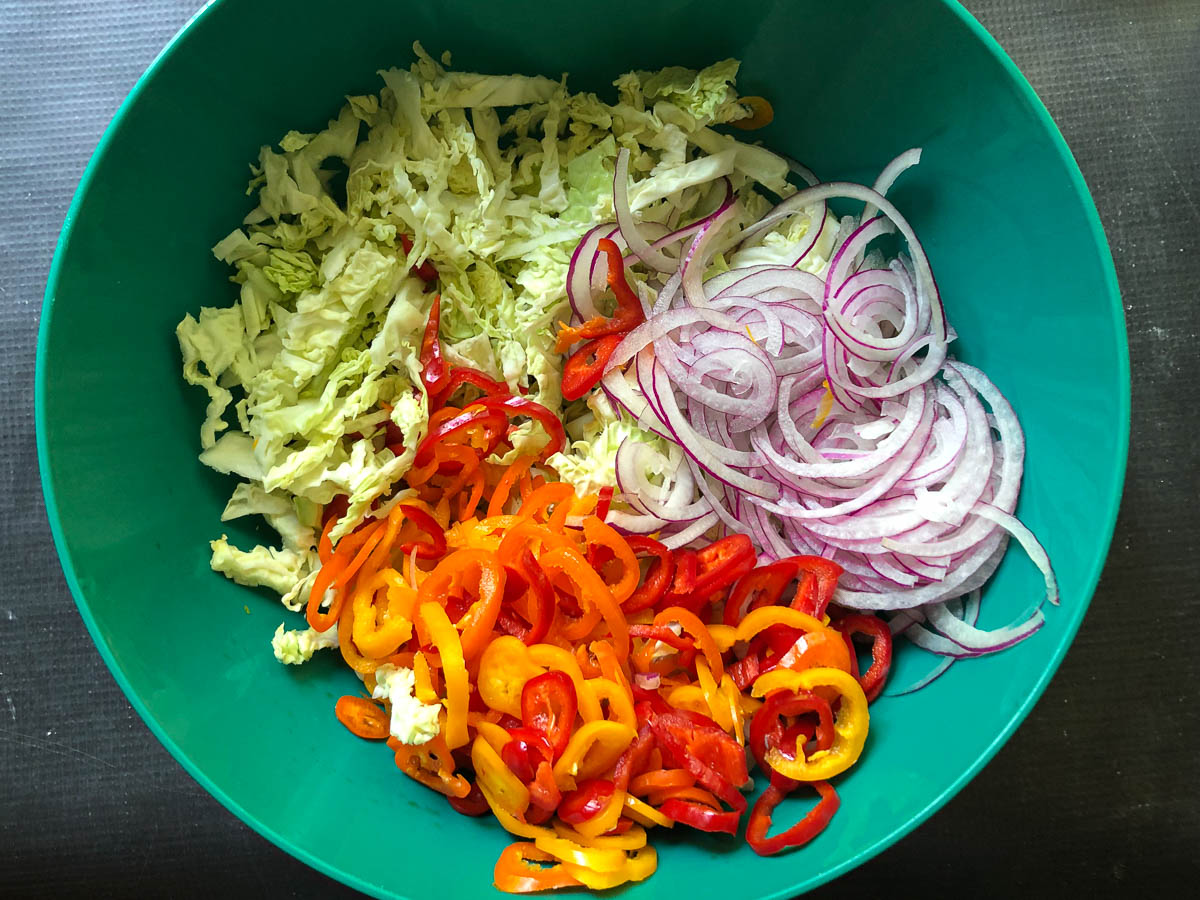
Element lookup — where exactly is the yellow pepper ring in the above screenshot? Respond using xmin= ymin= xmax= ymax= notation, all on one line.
xmin=478 ymin=635 xmax=546 ymax=718
xmin=552 ymin=720 xmax=636 ymax=785
xmin=560 ymin=846 xmax=658 ymax=890
xmin=533 ymin=834 xmax=630 ymax=873
xmin=751 ymin=666 xmax=870 ymax=781
xmin=587 ymin=677 xmax=637 ymax=730
xmin=528 ymin=643 xmax=604 ymax=722
xmin=571 ymin=786 xmax=626 ymax=840
xmin=621 ymin=793 xmax=674 ymax=829
xmin=477 ymin=780 xmax=555 ymax=841
xmin=471 ymin=735 xmax=531 ymax=818
xmin=734 ymin=606 xmax=828 ymax=644
xmin=551 ymin=820 xmax=648 ymax=851
xmin=419 ymin=601 xmax=470 ymax=750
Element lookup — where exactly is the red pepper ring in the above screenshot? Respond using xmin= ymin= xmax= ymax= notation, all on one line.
xmin=500 ymin=727 xmax=555 ymax=783
xmin=748 ymin=689 xmax=835 ymax=792
xmin=446 ymin=779 xmax=490 ymax=817
xmin=693 ymin=534 xmax=757 ymax=597
xmin=746 ymin=781 xmax=840 ymax=856
xmin=399 ymin=233 xmax=439 ymax=283
xmin=657 ymin=797 xmax=741 ymax=835
xmin=723 ymin=559 xmax=801 ymax=626
xmin=629 ymin=624 xmax=697 ymax=671
xmin=834 ymin=613 xmax=893 ymax=703
xmin=465 ymin=396 xmax=566 ymax=463
xmin=419 ymin=294 xmax=449 ymax=402
xmin=495 ymin=548 xmax=554 ymax=646
xmin=554 ymin=239 xmax=646 ymax=353
xmin=595 ymin=485 xmax=615 ymax=521
xmin=558 ymin=778 xmax=616 ymax=825
xmin=648 ymin=708 xmax=749 ymax=811
xmin=621 ymin=536 xmax=675 ymax=614
xmin=413 ymin=406 xmax=507 ymax=467
xmin=396 ymin=503 xmax=448 ymax=560
xmin=612 ymin=721 xmax=656 ymax=793
xmin=439 ymin=367 xmax=512 ymax=405
xmin=787 ymin=556 xmax=844 ymax=620
xmin=521 ymin=670 xmax=578 ymax=760
xmin=560 ymin=334 xmax=623 ymax=402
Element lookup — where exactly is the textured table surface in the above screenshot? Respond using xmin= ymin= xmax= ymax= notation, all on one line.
xmin=3 ymin=1 xmax=1198 ymax=896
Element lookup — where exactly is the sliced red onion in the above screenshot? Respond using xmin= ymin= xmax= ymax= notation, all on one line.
xmin=614 ymin=148 xmax=678 ymax=273
xmin=557 ymin=149 xmax=1051 ymax=664
xmin=659 ymin=511 xmax=719 ymax=549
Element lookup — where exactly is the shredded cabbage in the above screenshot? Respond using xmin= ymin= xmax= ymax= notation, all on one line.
xmin=180 ymin=46 xmax=809 ymax=625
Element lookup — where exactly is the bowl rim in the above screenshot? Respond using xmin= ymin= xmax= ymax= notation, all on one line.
xmin=35 ymin=1 xmax=1130 ymax=896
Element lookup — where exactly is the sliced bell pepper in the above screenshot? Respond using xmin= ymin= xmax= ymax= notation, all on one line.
xmin=493 ymin=841 xmax=583 ymax=893
xmin=620 ymin=536 xmax=675 ymax=613
xmin=587 ymin=677 xmax=637 ymax=731
xmin=397 ymin=503 xmax=448 ymax=560
xmin=419 ymin=294 xmax=449 ymax=403
xmin=552 ymin=720 xmax=637 ymax=785
xmin=555 ymin=239 xmax=646 ymax=352
xmin=657 ymin=796 xmax=741 ymax=835
xmin=480 ymin=635 xmax=547 ymax=719
xmin=751 ymin=667 xmax=869 ymax=781
xmin=539 ymin=546 xmax=630 ymax=664
xmin=501 ymin=727 xmax=555 ymax=784
xmin=413 ymin=406 xmax=508 ymax=467
xmin=440 ymin=366 xmax=512 ymax=404
xmin=570 ymin=783 xmax=627 ymax=840
xmin=581 ymin=516 xmax=640 ymax=606
xmin=653 ymin=607 xmax=725 ymax=681
xmin=746 ymin=781 xmax=840 ymax=856
xmin=350 ymin=570 xmax=414 ymax=658
xmin=447 ymin=780 xmax=491 ymax=817
xmin=647 ymin=708 xmax=748 ymax=810
xmin=496 ymin=547 xmax=554 ymax=646
xmin=334 ymin=695 xmax=390 ymax=740
xmin=472 ymin=733 xmax=532 ymax=818
xmin=389 ymin=734 xmax=470 ymax=799
xmin=595 ymin=486 xmax=615 ymax=521
xmin=521 ymin=670 xmax=578 ymax=759
xmin=528 ymin=644 xmax=604 ymax=723
xmin=560 ymin=334 xmax=624 ymax=402
xmin=559 ymin=845 xmax=657 ymax=891
xmin=834 ymin=613 xmax=893 ymax=702
xmin=552 ymin=819 xmax=647 ymax=851
xmin=723 ymin=560 xmax=801 ymax=626
xmin=749 ymin=688 xmax=835 ymax=791
xmin=788 ymin=556 xmax=844 ymax=619
xmin=419 ymin=601 xmax=470 ymax=750
xmin=466 ymin=396 xmax=566 ymax=462
xmin=734 ymin=606 xmax=828 ymax=645
xmin=558 ymin=778 xmax=616 ymax=826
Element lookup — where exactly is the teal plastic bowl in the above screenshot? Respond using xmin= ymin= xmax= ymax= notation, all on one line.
xmin=36 ymin=0 xmax=1127 ymax=896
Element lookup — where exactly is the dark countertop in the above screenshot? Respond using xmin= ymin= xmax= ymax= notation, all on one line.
xmin=2 ymin=0 xmax=1197 ymax=896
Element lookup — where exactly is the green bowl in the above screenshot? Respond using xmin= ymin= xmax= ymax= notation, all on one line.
xmin=36 ymin=0 xmax=1127 ymax=896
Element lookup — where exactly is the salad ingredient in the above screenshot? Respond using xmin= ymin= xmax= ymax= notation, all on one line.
xmin=746 ymin=781 xmax=840 ymax=856
xmin=553 ymin=146 xmax=1055 ymax=652
xmin=334 ymin=695 xmax=391 ymax=740
xmin=370 ymin=664 xmax=443 ymax=745
xmin=181 ymin=47 xmax=787 ymax=598
xmin=271 ymin=622 xmax=339 ymax=664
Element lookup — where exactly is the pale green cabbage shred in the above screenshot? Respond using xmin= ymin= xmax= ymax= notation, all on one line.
xmin=178 ymin=45 xmax=834 ymax=648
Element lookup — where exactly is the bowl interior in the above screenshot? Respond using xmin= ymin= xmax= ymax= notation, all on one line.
xmin=37 ymin=0 xmax=1127 ymax=897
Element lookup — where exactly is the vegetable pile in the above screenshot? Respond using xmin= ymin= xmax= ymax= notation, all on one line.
xmin=178 ymin=46 xmax=1057 ymax=892
xmin=308 ymin=383 xmax=887 ymax=886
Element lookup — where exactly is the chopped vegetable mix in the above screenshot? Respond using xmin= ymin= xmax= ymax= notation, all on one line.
xmin=180 ymin=43 xmax=1055 ymax=894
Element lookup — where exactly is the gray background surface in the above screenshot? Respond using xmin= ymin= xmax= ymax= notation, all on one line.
xmin=2 ymin=0 xmax=1198 ymax=896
